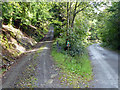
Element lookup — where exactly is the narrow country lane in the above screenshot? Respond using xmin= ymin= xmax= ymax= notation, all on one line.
xmin=88 ymin=44 xmax=118 ymax=88
xmin=2 ymin=27 xmax=66 ymax=88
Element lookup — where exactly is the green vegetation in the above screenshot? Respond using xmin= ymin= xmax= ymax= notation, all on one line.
xmin=99 ymin=2 xmax=120 ymax=50
xmin=2 ymin=2 xmax=52 ymax=42
xmin=0 ymin=68 xmax=7 ymax=74
xmin=1 ymin=1 xmax=119 ymax=87
xmin=52 ymin=46 xmax=93 ymax=87
xmin=87 ymin=2 xmax=120 ymax=50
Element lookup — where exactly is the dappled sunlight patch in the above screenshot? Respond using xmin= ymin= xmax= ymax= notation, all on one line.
xmin=14 ymin=43 xmax=26 ymax=53
xmin=37 ymin=41 xmax=53 ymax=45
xmin=26 ymin=48 xmax=41 ymax=53
xmin=3 ymin=24 xmax=23 ymax=38
xmin=25 ymin=46 xmax=45 ymax=53
xmin=43 ymin=46 xmax=49 ymax=50
xmin=2 ymin=25 xmax=37 ymax=48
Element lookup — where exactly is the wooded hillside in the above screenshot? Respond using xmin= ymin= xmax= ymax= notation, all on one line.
xmin=1 ymin=2 xmax=119 ymax=86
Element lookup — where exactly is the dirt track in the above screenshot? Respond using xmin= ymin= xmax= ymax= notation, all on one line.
xmin=2 ymin=27 xmax=67 ymax=88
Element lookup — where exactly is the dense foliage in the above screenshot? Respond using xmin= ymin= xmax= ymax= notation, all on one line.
xmin=2 ymin=1 xmax=119 ymax=56
xmin=98 ymin=2 xmax=120 ymax=50
xmin=1 ymin=1 xmax=119 ymax=87
xmin=52 ymin=2 xmax=100 ymax=56
xmin=2 ymin=2 xmax=52 ymax=41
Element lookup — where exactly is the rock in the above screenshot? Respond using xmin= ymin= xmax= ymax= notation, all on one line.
xmin=51 ymin=74 xmax=57 ymax=78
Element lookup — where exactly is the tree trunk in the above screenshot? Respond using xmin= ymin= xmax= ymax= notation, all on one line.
xmin=71 ymin=2 xmax=77 ymax=28
xmin=69 ymin=2 xmax=72 ymax=27
xmin=71 ymin=14 xmax=75 ymax=28
xmin=67 ymin=2 xmax=69 ymax=30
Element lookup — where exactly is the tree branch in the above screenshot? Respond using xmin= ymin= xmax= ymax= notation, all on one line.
xmin=75 ymin=4 xmax=89 ymax=15
xmin=71 ymin=2 xmax=78 ymax=27
xmin=69 ymin=2 xmax=72 ymax=26
xmin=74 ymin=2 xmax=78 ymax=12
xmin=77 ymin=2 xmax=82 ymax=8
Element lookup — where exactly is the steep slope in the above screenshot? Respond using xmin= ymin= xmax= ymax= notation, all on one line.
xmin=0 ymin=24 xmax=45 ymax=72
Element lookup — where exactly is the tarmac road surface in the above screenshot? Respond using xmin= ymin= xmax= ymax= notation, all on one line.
xmin=88 ymin=44 xmax=118 ymax=88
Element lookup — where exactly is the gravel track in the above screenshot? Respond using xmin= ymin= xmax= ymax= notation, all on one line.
xmin=2 ymin=27 xmax=66 ymax=88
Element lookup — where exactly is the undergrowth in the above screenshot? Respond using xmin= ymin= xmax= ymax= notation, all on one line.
xmin=100 ymin=43 xmax=120 ymax=54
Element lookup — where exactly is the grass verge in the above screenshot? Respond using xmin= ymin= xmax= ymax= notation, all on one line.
xmin=51 ymin=47 xmax=93 ymax=88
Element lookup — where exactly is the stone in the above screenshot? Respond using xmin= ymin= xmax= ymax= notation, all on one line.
xmin=51 ymin=74 xmax=57 ymax=78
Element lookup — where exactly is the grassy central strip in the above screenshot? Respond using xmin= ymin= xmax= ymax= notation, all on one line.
xmin=51 ymin=47 xmax=93 ymax=88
